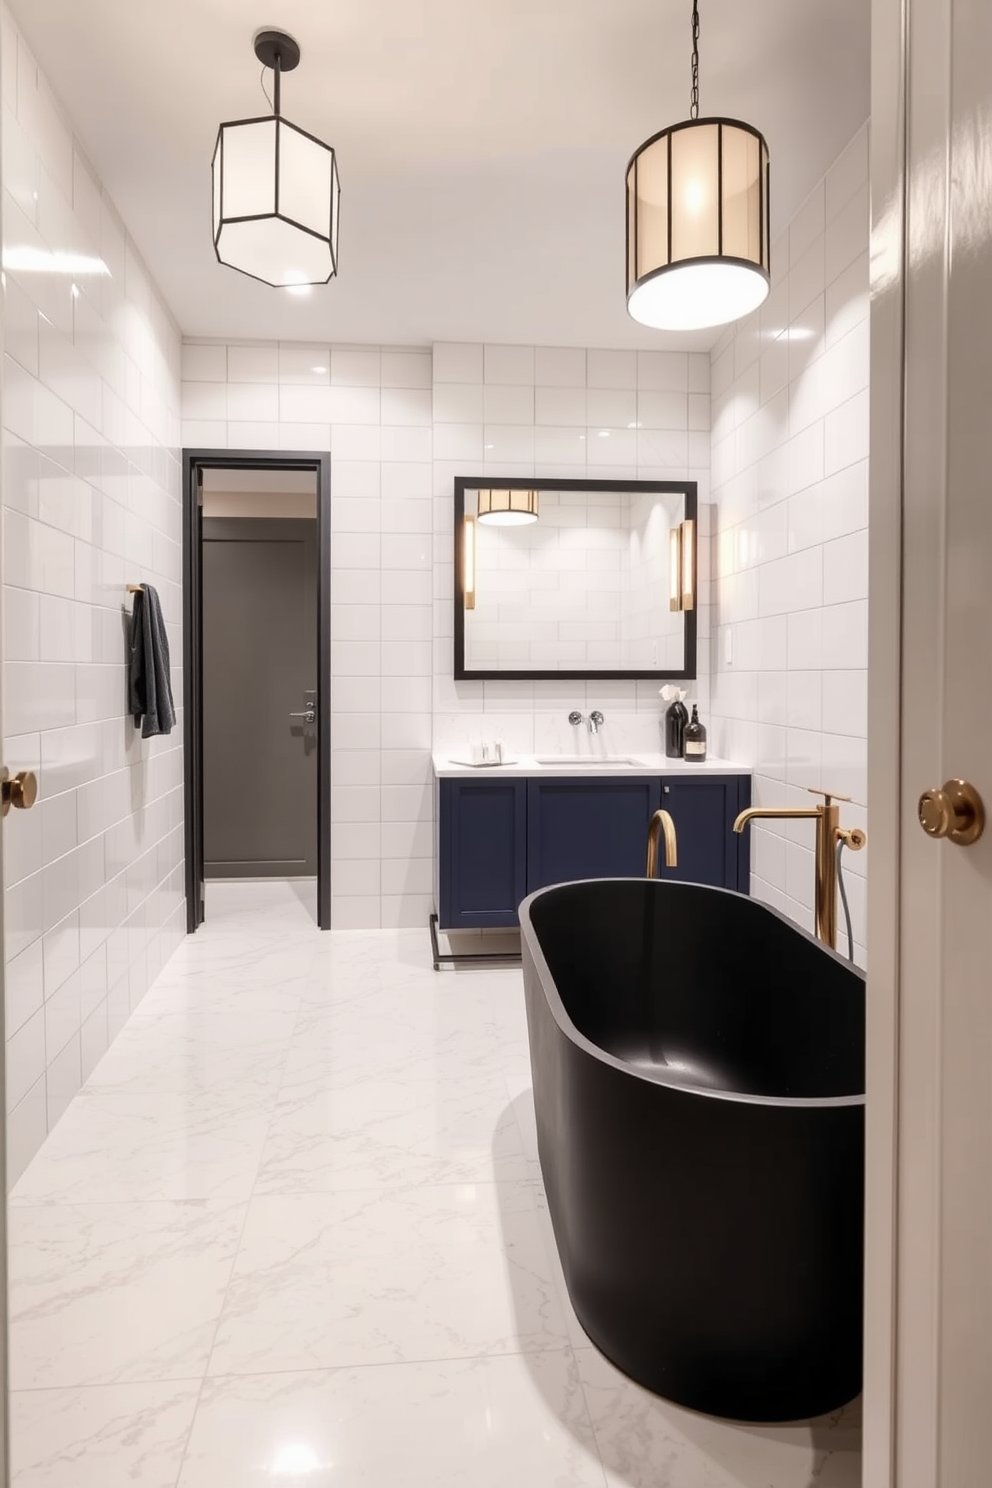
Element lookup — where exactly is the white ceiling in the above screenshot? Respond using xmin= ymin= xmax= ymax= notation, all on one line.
xmin=10 ymin=0 xmax=870 ymax=350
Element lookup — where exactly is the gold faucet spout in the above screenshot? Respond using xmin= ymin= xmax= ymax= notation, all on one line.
xmin=732 ymin=805 xmax=822 ymax=834
xmin=646 ymin=809 xmax=678 ymax=877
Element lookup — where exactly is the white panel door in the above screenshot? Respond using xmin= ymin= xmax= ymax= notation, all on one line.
xmin=867 ymin=0 xmax=992 ymax=1482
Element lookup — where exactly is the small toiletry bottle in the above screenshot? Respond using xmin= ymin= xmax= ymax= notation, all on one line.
xmin=682 ymin=704 xmax=707 ymax=763
xmin=664 ymin=696 xmax=689 ymax=759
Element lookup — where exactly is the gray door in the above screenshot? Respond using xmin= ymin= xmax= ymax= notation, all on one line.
xmin=202 ymin=517 xmax=318 ymax=877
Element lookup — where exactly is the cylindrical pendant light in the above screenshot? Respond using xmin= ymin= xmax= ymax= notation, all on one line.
xmin=476 ymin=489 xmax=540 ymax=527
xmin=626 ymin=2 xmax=769 ymax=331
xmin=212 ymin=29 xmax=341 ymax=290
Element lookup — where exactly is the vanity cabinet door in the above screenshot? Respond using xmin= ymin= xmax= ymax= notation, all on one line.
xmin=526 ymin=777 xmax=662 ymax=892
xmin=438 ymin=779 xmax=527 ymax=929
xmin=659 ymin=775 xmax=751 ymax=892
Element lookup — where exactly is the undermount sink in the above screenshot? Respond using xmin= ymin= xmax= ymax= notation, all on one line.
xmin=533 ymin=755 xmax=641 ymax=767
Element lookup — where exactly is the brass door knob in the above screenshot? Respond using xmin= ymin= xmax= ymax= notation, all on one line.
xmin=918 ymin=779 xmax=985 ymax=846
xmin=1 ymin=768 xmax=38 ymax=817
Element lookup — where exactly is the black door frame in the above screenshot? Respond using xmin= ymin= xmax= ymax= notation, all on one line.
xmin=183 ymin=449 xmax=332 ymax=931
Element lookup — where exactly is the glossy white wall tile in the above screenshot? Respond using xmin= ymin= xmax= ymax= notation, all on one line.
xmin=183 ymin=336 xmax=709 ymax=931
xmin=1 ymin=4 xmax=185 ymax=1183
xmin=709 ymin=123 xmax=869 ymax=964
xmin=181 ymin=340 xmax=434 ymax=931
xmin=432 ymin=340 xmax=711 ymax=764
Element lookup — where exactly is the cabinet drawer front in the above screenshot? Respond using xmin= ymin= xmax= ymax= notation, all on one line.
xmin=439 ymin=779 xmax=526 ymax=929
xmin=527 ymin=777 xmax=661 ymax=891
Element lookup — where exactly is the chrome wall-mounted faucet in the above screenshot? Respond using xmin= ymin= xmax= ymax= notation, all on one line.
xmin=588 ymin=710 xmax=604 ymax=735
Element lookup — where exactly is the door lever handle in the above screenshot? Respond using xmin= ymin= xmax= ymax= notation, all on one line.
xmin=290 ymin=709 xmax=316 ymax=724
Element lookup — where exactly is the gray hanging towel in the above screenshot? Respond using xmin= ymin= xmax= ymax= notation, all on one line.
xmin=128 ymin=584 xmax=176 ymax=739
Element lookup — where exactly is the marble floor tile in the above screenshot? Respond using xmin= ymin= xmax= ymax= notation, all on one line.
xmin=505 ymin=1070 xmax=542 ymax=1171
xmin=10 ymin=1091 xmax=272 ymax=1205
xmin=82 ymin=1018 xmax=294 ymax=1098
xmin=9 ymin=1199 xmax=246 ymax=1389
xmin=254 ymin=1071 xmax=529 ymax=1192
xmin=127 ymin=939 xmax=318 ymax=1018
xmin=5 ymin=883 xmax=863 ymax=1485
xmin=179 ymin=1353 xmax=606 ymax=1488
xmin=279 ymin=989 xmax=500 ymax=1091
xmin=202 ymin=878 xmax=319 ymax=931
xmin=11 ymin=1381 xmax=201 ymax=1488
xmin=575 ymin=1346 xmax=862 ymax=1488
xmin=208 ymin=1181 xmax=569 ymax=1375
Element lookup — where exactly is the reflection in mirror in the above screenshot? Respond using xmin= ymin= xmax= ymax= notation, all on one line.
xmin=454 ymin=478 xmax=697 ymax=680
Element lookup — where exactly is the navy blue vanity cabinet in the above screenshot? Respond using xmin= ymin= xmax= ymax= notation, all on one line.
xmin=659 ymin=774 xmax=751 ymax=892
xmin=526 ymin=776 xmax=662 ymax=893
xmin=438 ymin=778 xmax=527 ymax=930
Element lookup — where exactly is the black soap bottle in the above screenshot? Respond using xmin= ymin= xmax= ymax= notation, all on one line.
xmin=682 ymin=704 xmax=707 ymax=763
xmin=664 ymin=697 xmax=689 ymax=759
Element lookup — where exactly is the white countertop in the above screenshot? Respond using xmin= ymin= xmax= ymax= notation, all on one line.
xmin=432 ymin=752 xmax=751 ymax=779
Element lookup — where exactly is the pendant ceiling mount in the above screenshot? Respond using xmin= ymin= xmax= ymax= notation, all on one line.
xmin=252 ymin=28 xmax=301 ymax=72
xmin=212 ymin=27 xmax=340 ymax=290
xmin=626 ymin=1 xmax=770 ymax=331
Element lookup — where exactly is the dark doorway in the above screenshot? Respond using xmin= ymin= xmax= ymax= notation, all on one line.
xmin=183 ymin=450 xmax=331 ymax=931
xmin=203 ymin=516 xmax=318 ymax=878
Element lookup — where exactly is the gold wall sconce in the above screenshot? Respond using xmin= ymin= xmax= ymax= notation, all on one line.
xmin=669 ymin=518 xmax=696 ymax=612
xmin=463 ymin=516 xmax=476 ymax=610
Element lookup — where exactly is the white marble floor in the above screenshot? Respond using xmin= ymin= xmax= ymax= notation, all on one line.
xmin=7 ymin=881 xmax=862 ymax=1487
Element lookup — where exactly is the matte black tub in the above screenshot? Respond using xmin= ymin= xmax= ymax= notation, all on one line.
xmin=520 ymin=878 xmax=865 ymax=1423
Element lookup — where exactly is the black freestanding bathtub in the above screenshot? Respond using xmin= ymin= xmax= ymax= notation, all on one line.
xmin=520 ymin=878 xmax=865 ymax=1423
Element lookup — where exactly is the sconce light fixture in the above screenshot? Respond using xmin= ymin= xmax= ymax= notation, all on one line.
xmin=476 ymin=489 xmax=539 ymax=526
xmin=463 ymin=516 xmax=476 ymax=610
xmin=669 ymin=519 xmax=697 ymax=611
xmin=212 ymin=29 xmax=341 ymax=289
xmin=626 ymin=1 xmax=770 ymax=330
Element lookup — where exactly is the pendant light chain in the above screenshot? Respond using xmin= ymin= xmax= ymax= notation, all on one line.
xmin=690 ymin=0 xmax=700 ymax=119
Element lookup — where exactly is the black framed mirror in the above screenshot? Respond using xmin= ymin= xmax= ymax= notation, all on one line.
xmin=453 ymin=476 xmax=698 ymax=681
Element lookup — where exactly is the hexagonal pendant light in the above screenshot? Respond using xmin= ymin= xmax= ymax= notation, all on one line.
xmin=626 ymin=1 xmax=769 ymax=331
xmin=212 ymin=29 xmax=340 ymax=289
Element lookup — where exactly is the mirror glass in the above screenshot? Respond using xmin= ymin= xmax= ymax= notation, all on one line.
xmin=454 ymin=478 xmax=697 ymax=680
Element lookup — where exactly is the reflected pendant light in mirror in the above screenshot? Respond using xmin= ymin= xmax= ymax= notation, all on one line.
xmin=212 ymin=29 xmax=341 ymax=289
xmin=626 ymin=1 xmax=770 ymax=331
xmin=477 ymin=489 xmax=540 ymax=526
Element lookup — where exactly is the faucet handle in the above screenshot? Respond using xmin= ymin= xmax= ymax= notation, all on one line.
xmin=589 ymin=711 xmax=604 ymax=726
xmin=806 ymin=787 xmax=852 ymax=804
xmin=568 ymin=711 xmax=584 ymax=726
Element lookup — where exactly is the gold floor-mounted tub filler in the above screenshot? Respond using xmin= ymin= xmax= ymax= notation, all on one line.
xmin=733 ymin=789 xmax=866 ymax=952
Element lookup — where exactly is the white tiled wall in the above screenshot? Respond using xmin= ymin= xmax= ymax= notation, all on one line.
xmin=2 ymin=5 xmax=185 ymax=1181
xmin=708 ymin=125 xmax=869 ymax=963
xmin=181 ymin=342 xmax=435 ymax=931
xmin=432 ymin=343 xmax=712 ymax=759
xmin=181 ymin=339 xmax=710 ymax=927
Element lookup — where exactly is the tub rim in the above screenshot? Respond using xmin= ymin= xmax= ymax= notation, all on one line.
xmin=519 ymin=877 xmax=865 ymax=1111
